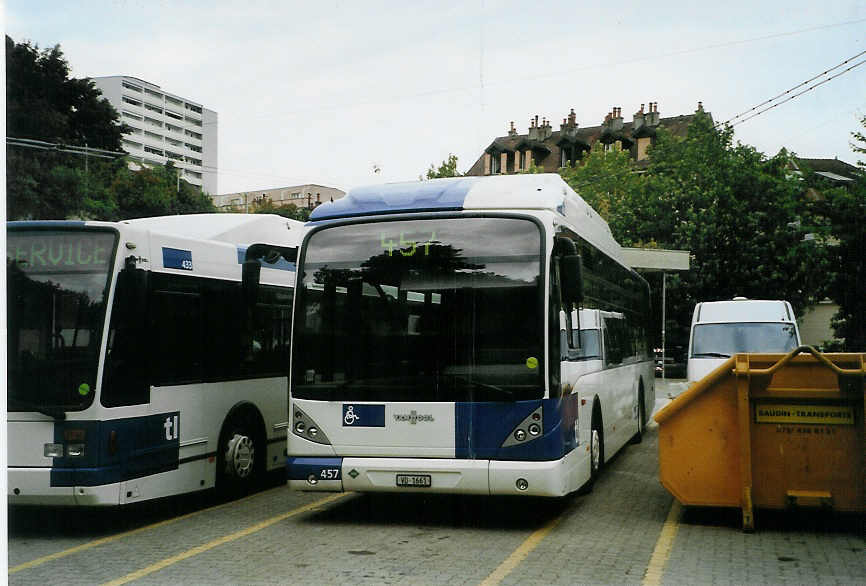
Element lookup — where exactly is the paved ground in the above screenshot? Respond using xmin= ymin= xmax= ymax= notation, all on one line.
xmin=7 ymin=378 xmax=865 ymax=585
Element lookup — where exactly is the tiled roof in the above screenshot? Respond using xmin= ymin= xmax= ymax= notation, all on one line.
xmin=467 ymin=109 xmax=704 ymax=175
xmin=794 ymin=158 xmax=861 ymax=180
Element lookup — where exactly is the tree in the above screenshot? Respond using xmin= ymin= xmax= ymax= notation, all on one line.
xmin=850 ymin=114 xmax=866 ymax=171
xmin=108 ymin=162 xmax=215 ymax=220
xmin=249 ymin=198 xmax=311 ymax=221
xmin=5 ymin=35 xmax=124 ymax=150
xmin=807 ymin=116 xmax=866 ymax=350
xmin=6 ymin=35 xmax=216 ymax=221
xmin=422 ymin=154 xmax=461 ymax=179
xmin=611 ymin=111 xmax=826 ymax=350
xmin=818 ymin=181 xmax=866 ymax=350
xmin=559 ymin=143 xmax=644 ymax=226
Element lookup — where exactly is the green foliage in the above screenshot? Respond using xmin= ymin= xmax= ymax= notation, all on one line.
xmin=813 ymin=179 xmax=866 ymax=350
xmin=109 ymin=162 xmax=215 ymax=220
xmin=851 ymin=114 xmax=866 ymax=171
xmin=638 ymin=113 xmax=824 ymax=346
xmin=5 ymin=35 xmax=215 ymax=221
xmin=559 ymin=142 xmax=642 ymax=224
xmin=560 ymin=110 xmax=828 ymax=350
xmin=422 ymin=154 xmax=462 ymax=179
xmin=5 ymin=35 xmax=124 ymax=149
xmin=519 ymin=161 xmax=545 ymax=174
xmin=248 ymin=198 xmax=311 ymax=221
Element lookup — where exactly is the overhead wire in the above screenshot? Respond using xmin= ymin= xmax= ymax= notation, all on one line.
xmin=717 ymin=50 xmax=866 ymax=129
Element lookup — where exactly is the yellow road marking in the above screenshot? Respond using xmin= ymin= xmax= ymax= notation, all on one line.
xmin=8 ymin=487 xmax=263 ymax=575
xmin=9 ymin=486 xmax=309 ymax=575
xmin=102 ymin=493 xmax=348 ymax=586
xmin=478 ymin=512 xmax=563 ymax=586
xmin=642 ymin=499 xmax=681 ymax=586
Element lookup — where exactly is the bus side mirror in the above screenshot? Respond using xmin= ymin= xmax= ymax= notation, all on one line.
xmin=242 ymin=260 xmax=261 ymax=307
xmin=560 ymin=254 xmax=583 ymax=305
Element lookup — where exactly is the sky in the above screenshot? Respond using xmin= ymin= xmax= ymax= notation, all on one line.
xmin=4 ymin=1 xmax=866 ymax=196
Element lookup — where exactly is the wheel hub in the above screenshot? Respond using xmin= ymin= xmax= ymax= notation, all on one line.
xmin=225 ymin=433 xmax=255 ymax=479
xmin=591 ymin=429 xmax=600 ymax=471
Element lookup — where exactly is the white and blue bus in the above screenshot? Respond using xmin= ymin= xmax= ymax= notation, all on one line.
xmin=287 ymin=174 xmax=653 ymax=497
xmin=7 ymin=214 xmax=304 ymax=505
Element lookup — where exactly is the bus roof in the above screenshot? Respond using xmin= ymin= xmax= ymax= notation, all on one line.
xmin=312 ymin=174 xmax=591 ymax=220
xmin=309 ymin=173 xmax=624 ymax=266
xmin=120 ymin=213 xmax=304 ymax=247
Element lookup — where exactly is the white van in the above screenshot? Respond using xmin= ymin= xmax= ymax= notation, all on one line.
xmin=686 ymin=298 xmax=801 ymax=383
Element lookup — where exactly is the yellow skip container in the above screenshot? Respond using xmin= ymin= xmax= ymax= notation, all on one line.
xmin=654 ymin=346 xmax=865 ymax=530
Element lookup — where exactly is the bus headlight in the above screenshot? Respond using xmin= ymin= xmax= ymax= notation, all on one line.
xmin=291 ymin=406 xmax=332 ymax=446
xmin=501 ymin=406 xmax=544 ymax=448
xmin=44 ymin=443 xmax=64 ymax=458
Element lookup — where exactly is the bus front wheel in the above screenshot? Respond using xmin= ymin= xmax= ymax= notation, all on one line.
xmin=218 ymin=412 xmax=264 ymax=496
xmin=630 ymin=387 xmax=645 ymax=444
xmin=579 ymin=405 xmax=604 ymax=495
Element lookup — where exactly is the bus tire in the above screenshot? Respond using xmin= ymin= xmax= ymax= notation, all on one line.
xmin=217 ymin=409 xmax=265 ymax=497
xmin=589 ymin=405 xmax=604 ymax=482
xmin=630 ymin=386 xmax=645 ymax=444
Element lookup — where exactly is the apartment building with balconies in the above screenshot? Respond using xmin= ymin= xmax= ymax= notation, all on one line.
xmin=92 ymin=76 xmax=218 ymax=194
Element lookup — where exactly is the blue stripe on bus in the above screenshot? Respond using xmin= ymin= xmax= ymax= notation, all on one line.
xmin=50 ymin=413 xmax=180 ymax=487
xmin=236 ymin=246 xmax=297 ymax=272
xmin=454 ymin=396 xmax=578 ymax=461
xmin=286 ymin=457 xmax=343 ymax=480
xmin=310 ymin=177 xmax=481 ymax=220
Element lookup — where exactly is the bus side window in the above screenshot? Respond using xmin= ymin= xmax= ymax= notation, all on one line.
xmin=203 ymin=279 xmax=243 ymax=381
xmin=150 ymin=273 xmax=204 ymax=386
xmin=603 ymin=317 xmax=623 ymax=366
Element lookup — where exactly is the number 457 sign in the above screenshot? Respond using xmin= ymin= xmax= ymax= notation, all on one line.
xmin=380 ymin=231 xmax=437 ymax=257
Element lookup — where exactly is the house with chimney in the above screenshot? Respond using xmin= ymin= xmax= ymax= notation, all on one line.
xmin=466 ymin=102 xmax=707 ymax=176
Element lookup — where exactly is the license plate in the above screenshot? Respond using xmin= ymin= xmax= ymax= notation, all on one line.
xmin=396 ymin=474 xmax=431 ymax=488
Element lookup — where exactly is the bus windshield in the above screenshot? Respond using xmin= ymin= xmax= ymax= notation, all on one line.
xmin=7 ymin=229 xmax=116 ymax=414
xmin=292 ymin=217 xmax=544 ymax=402
xmin=691 ymin=322 xmax=799 ymax=358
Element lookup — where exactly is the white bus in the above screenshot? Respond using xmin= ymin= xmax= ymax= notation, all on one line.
xmin=7 ymin=214 xmax=304 ymax=505
xmin=287 ymin=174 xmax=653 ymax=497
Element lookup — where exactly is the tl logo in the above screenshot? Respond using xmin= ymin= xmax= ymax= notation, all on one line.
xmin=164 ymin=415 xmax=180 ymax=440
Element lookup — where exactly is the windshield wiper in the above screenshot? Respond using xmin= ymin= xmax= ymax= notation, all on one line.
xmin=8 ymin=398 xmax=67 ymax=420
xmin=691 ymin=352 xmax=731 ymax=359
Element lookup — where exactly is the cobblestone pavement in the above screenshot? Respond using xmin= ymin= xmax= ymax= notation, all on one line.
xmin=7 ymin=379 xmax=865 ymax=585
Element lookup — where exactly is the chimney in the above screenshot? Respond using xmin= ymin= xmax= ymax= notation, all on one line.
xmin=646 ymin=101 xmax=660 ymax=127
xmin=540 ymin=117 xmax=552 ymax=139
xmin=632 ymin=104 xmax=645 ymax=134
xmin=561 ymin=108 xmax=579 ymax=138
xmin=508 ymin=121 xmax=517 ymax=137
xmin=611 ymin=106 xmax=624 ymax=133
xmin=528 ymin=115 xmax=540 ymax=140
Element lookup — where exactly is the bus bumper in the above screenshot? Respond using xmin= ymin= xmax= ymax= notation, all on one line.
xmin=287 ymin=450 xmax=591 ymax=497
xmin=8 ymin=468 xmax=121 ymax=506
